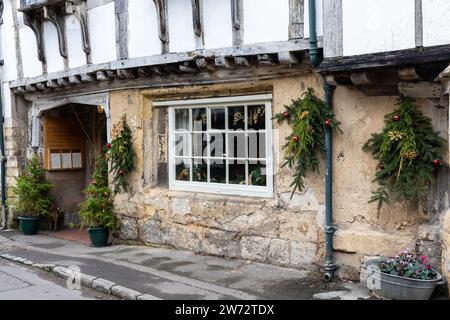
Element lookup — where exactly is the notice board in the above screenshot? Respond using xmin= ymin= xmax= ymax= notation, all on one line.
xmin=43 ymin=117 xmax=85 ymax=170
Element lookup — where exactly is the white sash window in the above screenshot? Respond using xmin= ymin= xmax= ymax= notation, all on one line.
xmin=156 ymin=94 xmax=274 ymax=198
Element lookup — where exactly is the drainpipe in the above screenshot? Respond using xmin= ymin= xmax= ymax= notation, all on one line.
xmin=323 ymin=83 xmax=337 ymax=282
xmin=308 ymin=0 xmax=320 ymax=68
xmin=308 ymin=0 xmax=337 ymax=281
xmin=0 ymin=1 xmax=7 ymax=229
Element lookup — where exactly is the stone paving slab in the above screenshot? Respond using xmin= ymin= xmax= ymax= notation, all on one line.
xmin=0 ymin=230 xmax=371 ymax=300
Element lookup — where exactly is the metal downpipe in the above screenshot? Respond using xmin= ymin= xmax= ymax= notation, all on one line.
xmin=308 ymin=0 xmax=320 ymax=68
xmin=308 ymin=0 xmax=337 ymax=281
xmin=0 ymin=2 xmax=7 ymax=229
xmin=323 ymin=82 xmax=337 ymax=282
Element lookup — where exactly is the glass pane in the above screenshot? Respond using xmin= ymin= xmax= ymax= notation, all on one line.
xmin=50 ymin=152 xmax=61 ymax=169
xmin=209 ymin=133 xmax=226 ymax=158
xmin=175 ymin=109 xmax=189 ymax=131
xmin=248 ymin=131 xmax=266 ymax=159
xmin=192 ymin=133 xmax=207 ymax=157
xmin=72 ymin=152 xmax=82 ymax=168
xmin=192 ymin=108 xmax=207 ymax=131
xmin=193 ymin=159 xmax=207 ymax=182
xmin=61 ymin=152 xmax=72 ymax=169
xmin=228 ymin=161 xmax=246 ymax=185
xmin=210 ymin=108 xmax=225 ymax=130
xmin=227 ymin=132 xmax=246 ymax=159
xmin=175 ymin=159 xmax=191 ymax=181
xmin=210 ymin=161 xmax=226 ymax=184
xmin=247 ymin=105 xmax=266 ymax=130
xmin=248 ymin=161 xmax=267 ymax=186
xmin=174 ymin=134 xmax=190 ymax=157
xmin=228 ymin=106 xmax=245 ymax=130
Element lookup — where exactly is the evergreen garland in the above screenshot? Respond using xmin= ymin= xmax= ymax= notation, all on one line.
xmin=363 ymin=98 xmax=446 ymax=210
xmin=109 ymin=115 xmax=136 ymax=194
xmin=273 ymin=88 xmax=341 ymax=197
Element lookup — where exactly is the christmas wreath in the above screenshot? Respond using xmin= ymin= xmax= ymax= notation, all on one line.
xmin=273 ymin=88 xmax=341 ymax=197
xmin=108 ymin=115 xmax=136 ymax=194
xmin=363 ymin=98 xmax=446 ymax=210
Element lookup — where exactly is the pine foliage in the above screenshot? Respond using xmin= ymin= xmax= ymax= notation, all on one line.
xmin=273 ymin=88 xmax=341 ymax=197
xmin=363 ymin=98 xmax=446 ymax=210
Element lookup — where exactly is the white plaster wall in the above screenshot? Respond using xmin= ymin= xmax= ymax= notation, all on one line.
xmin=128 ymin=0 xmax=161 ymax=58
xmin=43 ymin=21 xmax=64 ymax=73
xmin=66 ymin=15 xmax=86 ymax=69
xmin=342 ymin=0 xmax=415 ymax=56
xmin=19 ymin=25 xmax=42 ymax=77
xmin=423 ymin=0 xmax=450 ymax=47
xmin=87 ymin=2 xmax=117 ymax=64
xmin=2 ymin=83 xmax=12 ymax=119
xmin=0 ymin=0 xmax=18 ymax=82
xmin=168 ymin=0 xmax=196 ymax=52
xmin=203 ymin=0 xmax=232 ymax=48
xmin=243 ymin=0 xmax=289 ymax=44
xmin=303 ymin=0 xmax=324 ymax=38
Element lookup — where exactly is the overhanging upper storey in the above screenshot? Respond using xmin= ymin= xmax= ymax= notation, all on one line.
xmin=6 ymin=0 xmax=324 ymax=96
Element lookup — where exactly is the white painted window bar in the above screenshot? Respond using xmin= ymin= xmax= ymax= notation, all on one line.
xmin=158 ymin=94 xmax=274 ymax=198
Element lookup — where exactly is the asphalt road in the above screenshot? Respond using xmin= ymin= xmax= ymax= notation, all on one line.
xmin=0 ymin=259 xmax=115 ymax=300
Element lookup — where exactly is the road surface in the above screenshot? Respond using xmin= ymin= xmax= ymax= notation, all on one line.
xmin=0 ymin=259 xmax=115 ymax=300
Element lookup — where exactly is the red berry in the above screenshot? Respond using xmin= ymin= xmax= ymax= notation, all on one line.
xmin=379 ymin=163 xmax=385 ymax=170
xmin=324 ymin=119 xmax=332 ymax=127
xmin=119 ymin=169 xmax=125 ymax=176
xmin=283 ymin=112 xmax=290 ymax=119
xmin=393 ymin=115 xmax=400 ymax=122
xmin=433 ymin=159 xmax=440 ymax=168
xmin=106 ymin=143 xmax=111 ymax=150
xmin=292 ymin=136 xmax=300 ymax=142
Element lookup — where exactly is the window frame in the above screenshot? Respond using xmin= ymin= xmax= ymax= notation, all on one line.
xmin=161 ymin=94 xmax=274 ymax=198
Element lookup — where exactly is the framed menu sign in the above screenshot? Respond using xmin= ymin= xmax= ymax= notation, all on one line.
xmin=43 ymin=117 xmax=85 ymax=171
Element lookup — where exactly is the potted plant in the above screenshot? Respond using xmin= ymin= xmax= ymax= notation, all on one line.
xmin=11 ymin=156 xmax=53 ymax=235
xmin=79 ymin=146 xmax=118 ymax=247
xmin=363 ymin=249 xmax=445 ymax=300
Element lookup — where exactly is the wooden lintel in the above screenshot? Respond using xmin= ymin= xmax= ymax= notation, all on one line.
xmin=278 ymin=52 xmax=300 ymax=65
xmin=57 ymin=78 xmax=70 ymax=87
xmin=117 ymin=69 xmax=137 ymax=79
xmin=196 ymin=58 xmax=215 ymax=71
xmin=215 ymin=56 xmax=236 ymax=70
xmin=398 ymin=81 xmax=442 ymax=98
xmin=96 ymin=71 xmax=110 ymax=81
xmin=25 ymin=84 xmax=37 ymax=92
xmin=46 ymin=80 xmax=59 ymax=88
xmin=179 ymin=62 xmax=199 ymax=73
xmin=359 ymin=85 xmax=399 ymax=97
xmin=36 ymin=82 xmax=46 ymax=91
xmin=80 ymin=73 xmax=95 ymax=82
xmin=399 ymin=67 xmax=421 ymax=81
xmin=68 ymin=75 xmax=82 ymax=84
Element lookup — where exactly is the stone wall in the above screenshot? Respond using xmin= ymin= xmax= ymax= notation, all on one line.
xmin=109 ymin=73 xmax=449 ymax=278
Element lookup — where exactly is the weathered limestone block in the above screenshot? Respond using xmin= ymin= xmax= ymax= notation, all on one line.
xmin=241 ymin=236 xmax=271 ymax=262
xmin=289 ymin=241 xmax=317 ymax=268
xmin=139 ymin=219 xmax=164 ymax=244
xmin=118 ymin=217 xmax=139 ymax=240
xmin=280 ymin=189 xmax=320 ymax=212
xmin=278 ymin=211 xmax=318 ymax=242
xmin=334 ymin=252 xmax=362 ymax=281
xmin=202 ymin=229 xmax=241 ymax=258
xmin=334 ymin=228 xmax=416 ymax=256
xmin=440 ymin=209 xmax=450 ymax=296
xmin=267 ymin=239 xmax=290 ymax=266
xmin=161 ymin=224 xmax=203 ymax=253
xmin=170 ymin=197 xmax=191 ymax=216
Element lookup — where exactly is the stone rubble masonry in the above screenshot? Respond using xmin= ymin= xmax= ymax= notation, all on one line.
xmin=108 ymin=77 xmax=449 ymax=281
xmin=441 ymin=208 xmax=450 ymax=296
xmin=0 ymin=252 xmax=161 ymax=300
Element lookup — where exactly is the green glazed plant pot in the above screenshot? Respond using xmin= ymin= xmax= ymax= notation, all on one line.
xmin=88 ymin=227 xmax=109 ymax=247
xmin=18 ymin=216 xmax=40 ymax=235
